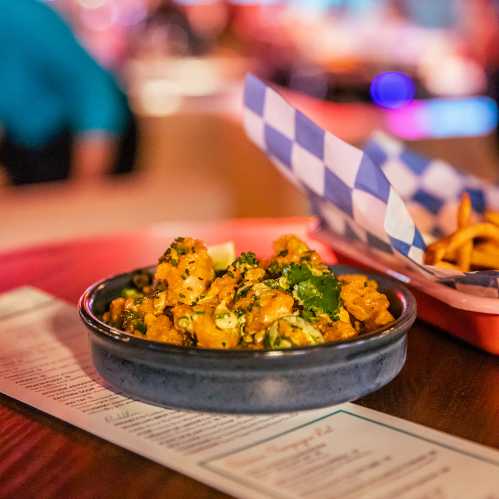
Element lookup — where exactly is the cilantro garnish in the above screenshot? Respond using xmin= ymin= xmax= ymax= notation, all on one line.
xmin=283 ymin=263 xmax=312 ymax=286
xmin=281 ymin=263 xmax=341 ymax=320
xmin=295 ymin=275 xmax=340 ymax=319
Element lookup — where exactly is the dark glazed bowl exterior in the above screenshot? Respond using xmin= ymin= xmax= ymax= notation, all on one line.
xmin=79 ymin=264 xmax=416 ymax=413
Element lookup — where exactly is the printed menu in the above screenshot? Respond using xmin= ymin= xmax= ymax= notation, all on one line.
xmin=0 ymin=287 xmax=498 ymax=499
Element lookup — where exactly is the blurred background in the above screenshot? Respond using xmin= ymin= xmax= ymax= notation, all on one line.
xmin=1 ymin=0 xmax=499 ymax=250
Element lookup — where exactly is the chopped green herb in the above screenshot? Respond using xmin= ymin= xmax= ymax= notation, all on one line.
xmin=295 ymin=275 xmax=340 ymax=320
xmin=123 ymin=310 xmax=140 ymax=322
xmin=283 ymin=263 xmax=312 ymax=286
xmin=122 ymin=310 xmax=148 ymax=333
xmin=263 ymin=279 xmax=281 ymax=289
xmin=234 ymin=252 xmax=258 ymax=267
xmin=215 ymin=311 xmax=238 ymax=329
xmin=264 ymin=316 xmax=324 ymax=349
xmin=266 ymin=261 xmax=281 ymax=277
xmin=121 ymin=287 xmax=141 ymax=299
xmin=236 ymin=285 xmax=251 ymax=299
xmin=135 ymin=322 xmax=147 ymax=334
xmin=301 ymin=309 xmax=316 ymax=322
xmin=131 ymin=272 xmax=151 ymax=290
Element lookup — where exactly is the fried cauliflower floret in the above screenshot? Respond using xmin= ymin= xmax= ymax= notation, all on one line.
xmin=274 ymin=234 xmax=309 ymax=260
xmin=315 ymin=307 xmax=358 ymax=342
xmin=195 ymin=301 xmax=240 ymax=349
xmin=224 ymin=252 xmax=266 ymax=283
xmin=200 ymin=252 xmax=265 ymax=306
xmin=136 ymin=296 xmax=155 ymax=315
xmin=255 ymin=289 xmax=294 ymax=327
xmin=107 ymin=297 xmax=125 ymax=326
xmin=265 ymin=316 xmax=324 ymax=348
xmin=323 ymin=321 xmax=358 ymax=342
xmin=172 ymin=302 xmax=239 ymax=349
xmin=339 ymin=274 xmax=394 ymax=332
xmin=200 ymin=274 xmax=238 ymax=305
xmin=143 ymin=314 xmax=184 ymax=345
xmin=236 ymin=283 xmax=295 ymax=335
xmin=194 ymin=313 xmax=239 ymax=349
xmin=243 ymin=266 xmax=266 ymax=284
xmin=267 ymin=235 xmax=327 ymax=274
xmin=172 ymin=303 xmax=197 ymax=334
xmin=155 ymin=237 xmax=215 ymax=306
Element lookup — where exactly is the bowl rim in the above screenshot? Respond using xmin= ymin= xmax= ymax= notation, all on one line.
xmin=78 ymin=264 xmax=417 ymax=359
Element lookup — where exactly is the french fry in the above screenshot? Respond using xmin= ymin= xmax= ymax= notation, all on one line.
xmin=456 ymin=193 xmax=472 ymax=271
xmin=471 ymin=248 xmax=499 ymax=269
xmin=434 ymin=261 xmax=460 ymax=271
xmin=475 ymin=240 xmax=499 ymax=253
xmin=443 ymin=244 xmax=499 ymax=269
xmin=424 ymin=238 xmax=449 ymax=265
xmin=457 ymin=192 xmax=472 ymax=227
xmin=484 ymin=211 xmax=499 ymax=227
xmin=445 ymin=223 xmax=499 ymax=255
xmin=424 ymin=198 xmax=499 ymax=271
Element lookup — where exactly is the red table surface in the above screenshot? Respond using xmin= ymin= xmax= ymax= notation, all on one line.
xmin=0 ymin=217 xmax=335 ymax=303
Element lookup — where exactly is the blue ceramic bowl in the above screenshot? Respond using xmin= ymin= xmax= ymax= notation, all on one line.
xmin=79 ymin=264 xmax=416 ymax=414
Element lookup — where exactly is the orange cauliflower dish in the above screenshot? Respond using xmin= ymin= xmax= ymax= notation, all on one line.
xmin=103 ymin=235 xmax=394 ymax=350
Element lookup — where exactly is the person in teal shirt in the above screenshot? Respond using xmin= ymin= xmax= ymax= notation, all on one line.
xmin=0 ymin=0 xmax=136 ymax=184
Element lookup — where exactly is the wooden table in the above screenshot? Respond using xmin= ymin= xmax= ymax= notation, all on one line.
xmin=0 ymin=217 xmax=498 ymax=499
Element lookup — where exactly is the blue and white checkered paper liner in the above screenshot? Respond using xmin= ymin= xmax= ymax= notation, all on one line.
xmin=243 ymin=74 xmax=499 ymax=299
xmin=365 ymin=132 xmax=499 ymax=297
xmin=365 ymin=131 xmax=499 ymax=237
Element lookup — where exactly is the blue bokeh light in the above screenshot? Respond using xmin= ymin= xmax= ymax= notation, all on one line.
xmin=370 ymin=72 xmax=415 ymax=109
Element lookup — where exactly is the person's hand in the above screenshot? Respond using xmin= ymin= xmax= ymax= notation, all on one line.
xmin=71 ymin=133 xmax=118 ymax=183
